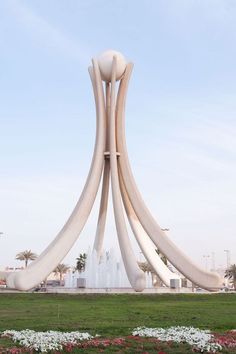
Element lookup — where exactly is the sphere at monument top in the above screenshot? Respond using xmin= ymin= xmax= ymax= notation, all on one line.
xmin=97 ymin=50 xmax=127 ymax=82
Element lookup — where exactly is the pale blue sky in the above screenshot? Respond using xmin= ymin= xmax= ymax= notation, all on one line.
xmin=0 ymin=0 xmax=235 ymax=270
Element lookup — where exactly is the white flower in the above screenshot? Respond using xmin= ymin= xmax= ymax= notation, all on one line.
xmin=1 ymin=329 xmax=94 ymax=352
xmin=132 ymin=326 xmax=222 ymax=353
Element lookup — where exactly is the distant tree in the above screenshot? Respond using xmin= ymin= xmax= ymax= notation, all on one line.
xmin=138 ymin=250 xmax=167 ymax=272
xmin=138 ymin=261 xmax=163 ymax=287
xmin=156 ymin=249 xmax=168 ymax=265
xmin=225 ymin=264 xmax=236 ymax=290
xmin=76 ymin=253 xmax=87 ymax=273
xmin=15 ymin=250 xmax=37 ymax=268
xmin=138 ymin=261 xmax=153 ymax=273
xmin=53 ymin=264 xmax=70 ymax=286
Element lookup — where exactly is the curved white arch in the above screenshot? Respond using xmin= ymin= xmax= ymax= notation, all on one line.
xmin=119 ymin=171 xmax=180 ymax=287
xmin=109 ymin=57 xmax=145 ymax=292
xmin=93 ymin=84 xmax=110 ymax=259
xmin=116 ymin=64 xmax=222 ymax=290
xmin=93 ymin=160 xmax=110 ymax=259
xmin=6 ymin=60 xmax=106 ymax=290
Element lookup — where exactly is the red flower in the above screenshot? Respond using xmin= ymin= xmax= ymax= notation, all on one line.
xmin=213 ymin=331 xmax=236 ymax=348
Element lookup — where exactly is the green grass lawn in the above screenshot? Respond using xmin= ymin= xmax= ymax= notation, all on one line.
xmin=0 ymin=292 xmax=235 ymax=353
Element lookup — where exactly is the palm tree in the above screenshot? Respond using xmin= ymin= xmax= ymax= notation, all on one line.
xmin=138 ymin=261 xmax=163 ymax=287
xmin=15 ymin=250 xmax=37 ymax=268
xmin=53 ymin=263 xmax=70 ymax=286
xmin=76 ymin=253 xmax=87 ymax=273
xmin=225 ymin=264 xmax=236 ymax=290
xmin=138 ymin=261 xmax=153 ymax=273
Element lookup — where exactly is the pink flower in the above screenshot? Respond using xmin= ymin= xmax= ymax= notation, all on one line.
xmin=213 ymin=331 xmax=236 ymax=348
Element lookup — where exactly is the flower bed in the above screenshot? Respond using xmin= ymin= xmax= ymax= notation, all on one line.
xmin=1 ymin=329 xmax=94 ymax=353
xmin=132 ymin=326 xmax=222 ymax=352
xmin=213 ymin=331 xmax=236 ymax=348
xmin=132 ymin=326 xmax=236 ymax=353
xmin=1 ymin=327 xmax=236 ymax=353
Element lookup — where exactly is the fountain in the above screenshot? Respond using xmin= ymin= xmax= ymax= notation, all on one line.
xmin=65 ymin=249 xmax=153 ymax=289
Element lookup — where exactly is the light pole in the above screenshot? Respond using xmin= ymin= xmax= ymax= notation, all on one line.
xmin=224 ymin=250 xmax=230 ymax=270
xmin=203 ymin=255 xmax=210 ymax=271
xmin=211 ymin=252 xmax=216 ymax=272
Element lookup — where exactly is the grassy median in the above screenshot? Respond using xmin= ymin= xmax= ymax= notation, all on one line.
xmin=0 ymin=293 xmax=235 ymax=353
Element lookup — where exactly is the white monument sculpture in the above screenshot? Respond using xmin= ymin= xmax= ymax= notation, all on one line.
xmin=3 ymin=50 xmax=222 ymax=291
